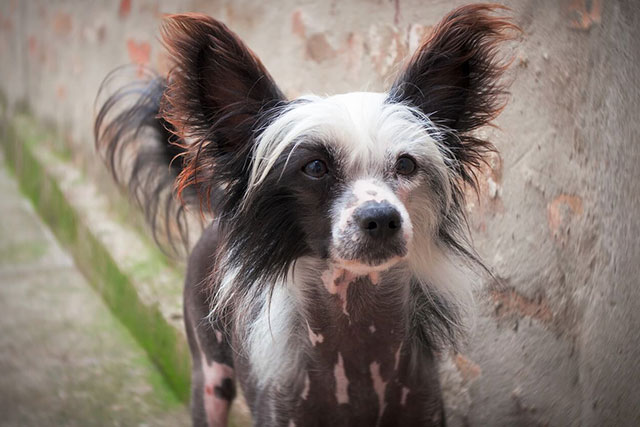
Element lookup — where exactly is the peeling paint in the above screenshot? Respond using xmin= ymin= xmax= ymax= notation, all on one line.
xmin=127 ymin=38 xmax=151 ymax=77
xmin=291 ymin=10 xmax=306 ymax=39
xmin=491 ymin=288 xmax=553 ymax=325
xmin=306 ymin=33 xmax=336 ymax=63
xmin=119 ymin=0 xmax=132 ymax=19
xmin=368 ymin=24 xmax=407 ymax=78
xmin=465 ymin=151 xmax=504 ymax=231
xmin=547 ymin=194 xmax=584 ymax=241
xmin=568 ymin=0 xmax=601 ymax=30
xmin=52 ymin=12 xmax=72 ymax=36
xmin=454 ymin=353 xmax=481 ymax=384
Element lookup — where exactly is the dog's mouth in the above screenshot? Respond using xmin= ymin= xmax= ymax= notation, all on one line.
xmin=330 ymin=212 xmax=411 ymax=275
xmin=330 ymin=236 xmax=410 ymax=275
xmin=332 ymin=253 xmax=406 ymax=276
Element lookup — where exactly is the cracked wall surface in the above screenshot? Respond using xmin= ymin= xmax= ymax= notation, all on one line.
xmin=1 ymin=0 xmax=638 ymax=425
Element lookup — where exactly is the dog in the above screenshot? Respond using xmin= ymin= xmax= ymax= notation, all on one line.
xmin=95 ymin=4 xmax=516 ymax=426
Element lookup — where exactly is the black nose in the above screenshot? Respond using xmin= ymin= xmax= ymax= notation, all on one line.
xmin=354 ymin=201 xmax=402 ymax=240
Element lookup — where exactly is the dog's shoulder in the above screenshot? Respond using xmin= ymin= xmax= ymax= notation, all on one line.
xmin=185 ymin=221 xmax=221 ymax=289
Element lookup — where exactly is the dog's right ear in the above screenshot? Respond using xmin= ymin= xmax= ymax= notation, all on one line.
xmin=160 ymin=14 xmax=286 ymax=205
xmin=388 ymin=5 xmax=517 ymax=187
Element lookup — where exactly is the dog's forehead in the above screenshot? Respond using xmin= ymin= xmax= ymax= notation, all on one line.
xmin=302 ymin=92 xmax=409 ymax=165
xmin=248 ymin=91 xmax=441 ymax=191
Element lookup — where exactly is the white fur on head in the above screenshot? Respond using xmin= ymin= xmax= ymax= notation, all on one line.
xmin=247 ymin=93 xmax=449 ymax=197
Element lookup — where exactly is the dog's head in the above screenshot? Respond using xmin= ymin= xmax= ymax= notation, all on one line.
xmin=244 ymin=92 xmax=443 ymax=276
xmin=162 ymin=6 xmax=516 ymax=283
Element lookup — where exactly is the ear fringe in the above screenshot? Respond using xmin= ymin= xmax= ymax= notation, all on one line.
xmin=390 ymin=4 xmax=520 ymax=189
xmin=159 ymin=14 xmax=286 ymax=214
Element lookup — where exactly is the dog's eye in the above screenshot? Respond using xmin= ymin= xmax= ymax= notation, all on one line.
xmin=395 ymin=156 xmax=417 ymax=176
xmin=302 ymin=159 xmax=328 ymax=178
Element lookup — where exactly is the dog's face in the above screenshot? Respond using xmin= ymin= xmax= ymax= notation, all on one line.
xmin=246 ymin=92 xmax=452 ymax=275
xmin=161 ymin=9 xmax=514 ymax=283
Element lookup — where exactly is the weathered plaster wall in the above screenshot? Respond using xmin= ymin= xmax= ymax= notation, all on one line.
xmin=1 ymin=0 xmax=638 ymax=425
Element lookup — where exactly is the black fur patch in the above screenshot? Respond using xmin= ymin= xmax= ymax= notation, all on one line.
xmin=214 ymin=377 xmax=236 ymax=401
xmin=216 ymin=141 xmax=341 ymax=320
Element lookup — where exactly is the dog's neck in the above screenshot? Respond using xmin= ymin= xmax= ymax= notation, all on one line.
xmin=307 ymin=265 xmax=408 ymax=351
xmin=307 ymin=264 xmax=409 ymax=343
xmin=306 ymin=265 xmax=409 ymax=374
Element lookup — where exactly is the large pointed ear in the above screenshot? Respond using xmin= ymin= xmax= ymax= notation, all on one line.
xmin=160 ymin=14 xmax=287 ymax=206
xmin=388 ymin=5 xmax=518 ymax=185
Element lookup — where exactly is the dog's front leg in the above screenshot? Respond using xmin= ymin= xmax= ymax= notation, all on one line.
xmin=184 ymin=227 xmax=236 ymax=427
xmin=184 ymin=291 xmax=235 ymax=427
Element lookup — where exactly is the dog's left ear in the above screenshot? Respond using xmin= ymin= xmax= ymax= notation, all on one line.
xmin=389 ymin=4 xmax=518 ymax=185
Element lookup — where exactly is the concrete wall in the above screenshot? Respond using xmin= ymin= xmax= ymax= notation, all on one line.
xmin=1 ymin=0 xmax=639 ymax=425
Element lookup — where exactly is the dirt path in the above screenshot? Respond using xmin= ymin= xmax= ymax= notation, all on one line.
xmin=0 ymin=154 xmax=189 ymax=426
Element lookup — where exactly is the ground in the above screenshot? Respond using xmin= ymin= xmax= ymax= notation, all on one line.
xmin=0 ymin=153 xmax=189 ymax=426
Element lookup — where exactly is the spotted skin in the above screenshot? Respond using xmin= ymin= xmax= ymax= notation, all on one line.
xmin=289 ymin=270 xmax=446 ymax=427
xmin=188 ymin=226 xmax=445 ymax=427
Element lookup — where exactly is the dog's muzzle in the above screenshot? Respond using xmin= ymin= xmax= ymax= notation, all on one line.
xmin=331 ymin=180 xmax=413 ymax=272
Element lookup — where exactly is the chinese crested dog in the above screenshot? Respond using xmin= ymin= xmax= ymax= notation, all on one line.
xmin=95 ymin=4 xmax=516 ymax=426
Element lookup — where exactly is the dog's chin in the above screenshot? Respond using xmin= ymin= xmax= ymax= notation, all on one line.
xmin=333 ymin=255 xmax=404 ymax=276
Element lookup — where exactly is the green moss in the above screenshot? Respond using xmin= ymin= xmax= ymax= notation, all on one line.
xmin=0 ymin=240 xmax=48 ymax=263
xmin=0 ymin=113 xmax=192 ymax=404
xmin=75 ymin=209 xmax=192 ymax=402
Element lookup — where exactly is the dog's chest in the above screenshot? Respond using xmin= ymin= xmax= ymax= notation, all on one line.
xmin=285 ymin=272 xmax=444 ymax=427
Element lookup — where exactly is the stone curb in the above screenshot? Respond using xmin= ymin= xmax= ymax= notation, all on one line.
xmin=1 ymin=111 xmax=252 ymax=426
xmin=0 ymin=112 xmax=197 ymax=399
